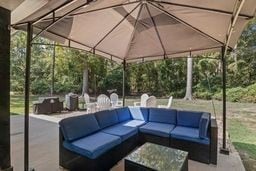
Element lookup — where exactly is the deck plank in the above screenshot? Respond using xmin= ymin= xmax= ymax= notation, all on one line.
xmin=11 ymin=116 xmax=59 ymax=171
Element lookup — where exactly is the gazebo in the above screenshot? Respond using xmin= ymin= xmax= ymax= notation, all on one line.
xmin=0 ymin=0 xmax=256 ymax=170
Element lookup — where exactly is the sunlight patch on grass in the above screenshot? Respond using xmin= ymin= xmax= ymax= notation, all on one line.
xmin=228 ymin=118 xmax=256 ymax=170
xmin=10 ymin=95 xmax=39 ymax=115
xmin=229 ymin=119 xmax=255 ymax=141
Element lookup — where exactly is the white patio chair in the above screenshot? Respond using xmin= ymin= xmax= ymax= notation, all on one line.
xmin=145 ymin=96 xmax=157 ymax=107
xmin=97 ymin=94 xmax=111 ymax=111
xmin=83 ymin=93 xmax=97 ymax=113
xmin=134 ymin=93 xmax=149 ymax=107
xmin=158 ymin=96 xmax=173 ymax=109
xmin=110 ymin=93 xmax=123 ymax=108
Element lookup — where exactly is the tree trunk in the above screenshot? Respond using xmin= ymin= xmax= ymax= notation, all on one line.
xmin=50 ymin=43 xmax=55 ymax=96
xmin=184 ymin=57 xmax=193 ymax=100
xmin=82 ymin=57 xmax=89 ymax=95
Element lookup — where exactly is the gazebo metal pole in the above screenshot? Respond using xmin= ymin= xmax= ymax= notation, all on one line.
xmin=220 ymin=46 xmax=229 ymax=155
xmin=51 ymin=42 xmax=56 ymax=96
xmin=24 ymin=22 xmax=33 ymax=171
xmin=122 ymin=60 xmax=126 ymax=106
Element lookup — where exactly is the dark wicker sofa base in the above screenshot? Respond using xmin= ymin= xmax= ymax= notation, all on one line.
xmin=139 ymin=132 xmax=170 ymax=147
xmin=60 ymin=119 xmax=218 ymax=170
xmin=171 ymin=138 xmax=210 ymax=164
xmin=59 ymin=129 xmax=138 ymax=171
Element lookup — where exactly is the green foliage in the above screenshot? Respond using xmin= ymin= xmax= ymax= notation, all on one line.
xmin=31 ymin=80 xmax=50 ymax=94
xmin=214 ymin=83 xmax=256 ymax=103
xmin=194 ymin=91 xmax=213 ymax=100
xmin=127 ymin=60 xmax=187 ymax=97
xmin=222 ymin=87 xmax=246 ymax=102
xmin=100 ymin=64 xmax=124 ymax=95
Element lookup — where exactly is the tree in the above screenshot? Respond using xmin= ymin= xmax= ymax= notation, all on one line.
xmin=82 ymin=56 xmax=89 ymax=95
xmin=184 ymin=57 xmax=193 ymax=100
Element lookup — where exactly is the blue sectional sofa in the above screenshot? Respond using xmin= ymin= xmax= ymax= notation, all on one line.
xmin=59 ymin=107 xmax=218 ymax=171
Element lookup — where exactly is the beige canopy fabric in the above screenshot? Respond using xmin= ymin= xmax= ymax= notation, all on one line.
xmin=11 ymin=0 xmax=256 ymax=63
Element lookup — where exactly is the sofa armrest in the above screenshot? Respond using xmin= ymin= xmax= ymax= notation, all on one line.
xmin=210 ymin=118 xmax=218 ymax=165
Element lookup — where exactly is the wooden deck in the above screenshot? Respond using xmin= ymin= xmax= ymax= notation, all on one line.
xmin=11 ymin=115 xmax=245 ymax=171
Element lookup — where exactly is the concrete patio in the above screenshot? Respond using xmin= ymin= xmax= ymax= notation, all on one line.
xmin=11 ymin=115 xmax=245 ymax=171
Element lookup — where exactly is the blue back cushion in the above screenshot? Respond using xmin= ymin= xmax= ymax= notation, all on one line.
xmin=199 ymin=113 xmax=210 ymax=139
xmin=177 ymin=110 xmax=203 ymax=128
xmin=116 ymin=107 xmax=131 ymax=122
xmin=149 ymin=108 xmax=177 ymax=124
xmin=59 ymin=114 xmax=100 ymax=141
xmin=128 ymin=107 xmax=149 ymax=121
xmin=95 ymin=109 xmax=119 ymax=129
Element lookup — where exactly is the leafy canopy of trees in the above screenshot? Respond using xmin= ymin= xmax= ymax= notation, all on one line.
xmin=10 ymin=18 xmax=256 ymax=102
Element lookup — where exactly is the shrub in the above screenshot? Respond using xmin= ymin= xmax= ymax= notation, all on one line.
xmin=213 ymin=85 xmax=256 ymax=103
xmin=213 ymin=91 xmax=222 ymax=101
xmin=31 ymin=80 xmax=50 ymax=94
xmin=243 ymin=83 xmax=256 ymax=103
xmin=55 ymin=81 xmax=81 ymax=94
xmin=194 ymin=91 xmax=213 ymax=100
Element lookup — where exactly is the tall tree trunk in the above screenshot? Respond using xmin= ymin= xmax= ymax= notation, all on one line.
xmin=184 ymin=57 xmax=193 ymax=100
xmin=82 ymin=57 xmax=89 ymax=95
xmin=50 ymin=42 xmax=55 ymax=96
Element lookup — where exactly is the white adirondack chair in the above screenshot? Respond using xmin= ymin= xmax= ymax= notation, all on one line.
xmin=146 ymin=96 xmax=157 ymax=107
xmin=83 ymin=93 xmax=97 ymax=113
xmin=110 ymin=93 xmax=123 ymax=108
xmin=134 ymin=93 xmax=149 ymax=107
xmin=97 ymin=94 xmax=111 ymax=110
xmin=158 ymin=96 xmax=173 ymax=109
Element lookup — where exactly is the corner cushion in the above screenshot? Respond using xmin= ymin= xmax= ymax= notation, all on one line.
xmin=63 ymin=132 xmax=121 ymax=159
xmin=199 ymin=113 xmax=210 ymax=139
xmin=128 ymin=107 xmax=149 ymax=121
xmin=140 ymin=122 xmax=175 ymax=137
xmin=171 ymin=126 xmax=209 ymax=145
xmin=115 ymin=107 xmax=131 ymax=122
xmin=122 ymin=120 xmax=146 ymax=127
xmin=59 ymin=114 xmax=100 ymax=141
xmin=95 ymin=109 xmax=119 ymax=129
xmin=149 ymin=108 xmax=177 ymax=124
xmin=102 ymin=122 xmax=138 ymax=141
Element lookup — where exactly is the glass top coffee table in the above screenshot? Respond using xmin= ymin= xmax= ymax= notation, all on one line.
xmin=125 ymin=142 xmax=188 ymax=171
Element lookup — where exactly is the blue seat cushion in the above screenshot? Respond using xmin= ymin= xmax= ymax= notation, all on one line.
xmin=171 ymin=126 xmax=209 ymax=145
xmin=149 ymin=108 xmax=177 ymax=124
xmin=116 ymin=107 xmax=131 ymax=122
xmin=63 ymin=132 xmax=121 ymax=159
xmin=95 ymin=109 xmax=119 ymax=129
xmin=122 ymin=120 xmax=146 ymax=127
xmin=59 ymin=114 xmax=100 ymax=141
xmin=139 ymin=122 xmax=175 ymax=137
xmin=177 ymin=110 xmax=203 ymax=128
xmin=199 ymin=113 xmax=210 ymax=139
xmin=128 ymin=107 xmax=149 ymax=121
xmin=102 ymin=122 xmax=138 ymax=141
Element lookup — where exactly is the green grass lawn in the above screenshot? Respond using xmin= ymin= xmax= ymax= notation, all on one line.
xmin=10 ymin=95 xmax=256 ymax=170
xmin=229 ymin=118 xmax=256 ymax=170
xmin=10 ymin=94 xmax=39 ymax=115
